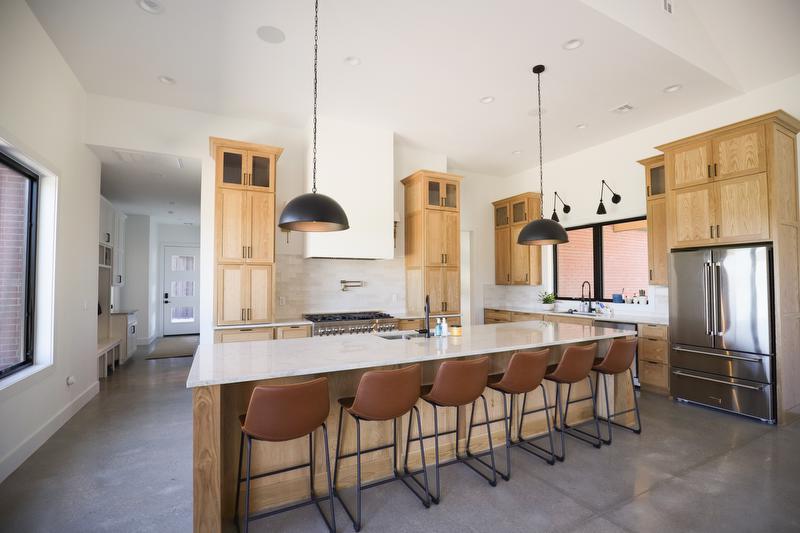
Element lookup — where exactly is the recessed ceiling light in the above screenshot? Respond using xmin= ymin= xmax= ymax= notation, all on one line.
xmin=562 ymin=38 xmax=583 ymax=51
xmin=663 ymin=84 xmax=683 ymax=93
xmin=158 ymin=75 xmax=176 ymax=85
xmin=256 ymin=25 xmax=286 ymax=44
xmin=136 ymin=0 xmax=164 ymax=14
xmin=479 ymin=96 xmax=495 ymax=104
xmin=344 ymin=56 xmax=361 ymax=66
xmin=511 ymin=150 xmax=522 ymax=156
xmin=576 ymin=123 xmax=588 ymax=129
xmin=611 ymin=103 xmax=634 ymax=114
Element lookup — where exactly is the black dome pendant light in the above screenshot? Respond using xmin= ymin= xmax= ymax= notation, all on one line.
xmin=278 ymin=0 xmax=349 ymax=232
xmin=518 ymin=65 xmax=568 ymax=246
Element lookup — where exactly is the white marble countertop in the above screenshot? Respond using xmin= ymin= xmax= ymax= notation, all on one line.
xmin=187 ymin=321 xmax=635 ymax=388
xmin=485 ymin=306 xmax=668 ymax=326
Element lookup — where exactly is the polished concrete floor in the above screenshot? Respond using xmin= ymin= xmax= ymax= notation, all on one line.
xmin=1 ymin=348 xmax=799 ymax=533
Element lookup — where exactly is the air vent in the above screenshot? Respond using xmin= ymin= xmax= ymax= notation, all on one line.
xmin=611 ymin=104 xmax=634 ymax=114
xmin=663 ymin=0 xmax=673 ymax=14
xmin=112 ymin=149 xmax=148 ymax=164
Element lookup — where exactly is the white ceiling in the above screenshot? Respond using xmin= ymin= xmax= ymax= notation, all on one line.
xmin=89 ymin=145 xmax=201 ymax=224
xmin=28 ymin=0 xmax=800 ymax=176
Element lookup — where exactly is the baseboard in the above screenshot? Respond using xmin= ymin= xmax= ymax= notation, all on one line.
xmin=0 ymin=380 xmax=99 ymax=483
xmin=137 ymin=334 xmax=158 ymax=346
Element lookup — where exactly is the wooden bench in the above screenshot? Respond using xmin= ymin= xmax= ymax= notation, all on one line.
xmin=96 ymin=338 xmax=121 ymax=379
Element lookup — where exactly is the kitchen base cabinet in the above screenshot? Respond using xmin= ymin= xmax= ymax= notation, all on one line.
xmin=512 ymin=311 xmax=543 ymax=322
xmin=110 ymin=313 xmax=137 ymax=364
xmin=638 ymin=323 xmax=669 ymax=394
xmin=214 ymin=328 xmax=275 ymax=343
xmin=398 ymin=319 xmax=424 ymax=331
xmin=275 ymin=325 xmax=311 ymax=339
xmin=484 ymin=308 xmax=511 ymax=324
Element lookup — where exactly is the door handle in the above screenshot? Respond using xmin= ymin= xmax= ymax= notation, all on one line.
xmin=707 ymin=164 xmax=712 ymax=178
xmin=672 ymin=370 xmax=764 ymax=391
xmin=673 ymin=346 xmax=762 ymax=363
xmin=243 ymin=246 xmax=247 ymax=258
xmin=649 ymin=268 xmax=653 ymax=281
xmin=713 ymin=163 xmax=718 ymax=177
xmin=241 ymin=309 xmax=245 ymax=321
xmin=709 ymin=225 xmax=713 ymax=238
xmin=247 ymin=308 xmax=252 ymax=320
xmin=703 ymin=262 xmax=711 ymax=335
xmin=716 ymin=224 xmax=720 ymax=238
xmin=712 ymin=262 xmax=721 ymax=336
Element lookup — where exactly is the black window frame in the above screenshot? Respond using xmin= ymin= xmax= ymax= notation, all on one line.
xmin=553 ymin=215 xmax=647 ymax=302
xmin=0 ymin=151 xmax=39 ymax=380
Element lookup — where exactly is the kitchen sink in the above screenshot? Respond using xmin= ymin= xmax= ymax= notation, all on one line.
xmin=377 ymin=332 xmax=427 ymax=340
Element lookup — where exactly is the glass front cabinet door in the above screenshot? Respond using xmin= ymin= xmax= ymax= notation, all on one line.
xmin=426 ymin=178 xmax=459 ymax=210
xmin=217 ymin=148 xmax=275 ymax=191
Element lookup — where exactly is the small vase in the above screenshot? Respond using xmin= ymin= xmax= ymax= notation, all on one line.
xmin=540 ymin=303 xmax=555 ymax=311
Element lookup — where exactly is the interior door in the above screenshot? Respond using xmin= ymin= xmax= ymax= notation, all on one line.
xmin=669 ymin=249 xmax=713 ymax=348
xmin=163 ymin=246 xmax=200 ymax=335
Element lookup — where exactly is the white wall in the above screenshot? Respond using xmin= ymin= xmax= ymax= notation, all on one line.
xmin=472 ymin=73 xmax=800 ymax=321
xmin=0 ymin=0 xmax=100 ymax=482
xmin=121 ymin=215 xmax=153 ymax=343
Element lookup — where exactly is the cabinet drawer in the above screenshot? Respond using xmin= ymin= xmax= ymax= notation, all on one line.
xmin=275 ymin=325 xmax=311 ymax=339
xmin=639 ymin=324 xmax=667 ymax=340
xmin=639 ymin=360 xmax=669 ymax=392
xmin=512 ymin=312 xmax=543 ymax=322
xmin=552 ymin=315 xmax=593 ymax=326
xmin=484 ymin=309 xmax=512 ymax=322
xmin=215 ymin=328 xmax=274 ymax=343
xmin=398 ymin=319 xmax=423 ymax=331
xmin=485 ymin=318 xmax=508 ymax=325
xmin=639 ymin=337 xmax=668 ymax=364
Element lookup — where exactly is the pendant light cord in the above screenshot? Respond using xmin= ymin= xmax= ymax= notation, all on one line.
xmin=311 ymin=0 xmax=319 ymax=194
xmin=536 ymin=69 xmax=544 ymax=219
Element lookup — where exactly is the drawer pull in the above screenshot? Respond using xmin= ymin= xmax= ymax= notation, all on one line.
xmin=672 ymin=370 xmax=764 ymax=391
xmin=673 ymin=346 xmax=761 ymax=363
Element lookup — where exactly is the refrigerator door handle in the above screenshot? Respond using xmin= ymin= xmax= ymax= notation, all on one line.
xmin=672 ymin=370 xmax=765 ymax=391
xmin=703 ymin=262 xmax=712 ymax=335
xmin=673 ymin=345 xmax=763 ymax=363
xmin=711 ymin=261 xmax=721 ymax=336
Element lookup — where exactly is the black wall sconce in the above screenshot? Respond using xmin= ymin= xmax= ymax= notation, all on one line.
xmin=551 ymin=191 xmax=571 ymax=222
xmin=596 ymin=179 xmax=622 ymax=215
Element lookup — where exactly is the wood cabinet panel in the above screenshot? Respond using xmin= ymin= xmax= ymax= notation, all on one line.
xmin=639 ymin=360 xmax=669 ymax=393
xmin=444 ymin=267 xmax=460 ymax=313
xmin=484 ymin=309 xmax=512 ymax=323
xmin=246 ymin=265 xmax=273 ymax=324
xmin=247 ymin=191 xmax=274 ymax=263
xmin=647 ymin=197 xmax=668 ymax=285
xmin=638 ymin=324 xmax=668 ymax=340
xmin=425 ymin=268 xmax=446 ymax=314
xmin=510 ymin=223 xmax=540 ymax=285
xmin=442 ymin=212 xmax=459 ymax=266
xmin=246 ymin=152 xmax=275 ymax=191
xmin=511 ymin=312 xmax=543 ymax=322
xmin=550 ymin=315 xmax=594 ymax=326
xmin=639 ymin=337 xmax=668 ymax=364
xmin=716 ymin=173 xmax=770 ymax=244
xmin=398 ymin=319 xmax=424 ymax=331
xmin=217 ymin=265 xmax=245 ymax=325
xmin=494 ymin=202 xmax=510 ymax=227
xmin=713 ymin=124 xmax=766 ymax=181
xmin=495 ymin=227 xmax=511 ymax=284
xmin=216 ymin=147 xmax=247 ymax=188
xmin=215 ymin=328 xmax=275 ymax=343
xmin=425 ymin=210 xmax=445 ymax=266
xmin=669 ymin=140 xmax=712 ymax=189
xmin=671 ymin=183 xmax=715 ymax=247
xmin=275 ymin=325 xmax=311 ymax=339
xmin=216 ymin=188 xmax=246 ymax=263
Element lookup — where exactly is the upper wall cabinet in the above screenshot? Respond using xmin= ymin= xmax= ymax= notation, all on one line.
xmin=211 ymin=137 xmax=283 ymax=192
xmin=638 ymin=155 xmax=668 ymax=285
xmin=667 ymin=139 xmax=712 ymax=189
xmin=492 ymin=192 xmax=542 ymax=286
xmin=712 ymin=124 xmax=766 ymax=181
xmin=426 ymin=176 xmax=459 ymax=211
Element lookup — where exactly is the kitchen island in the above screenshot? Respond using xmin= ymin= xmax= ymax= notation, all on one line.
xmin=188 ymin=321 xmax=637 ymax=532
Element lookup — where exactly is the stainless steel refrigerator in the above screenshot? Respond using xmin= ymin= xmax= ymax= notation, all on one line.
xmin=669 ymin=244 xmax=775 ymax=423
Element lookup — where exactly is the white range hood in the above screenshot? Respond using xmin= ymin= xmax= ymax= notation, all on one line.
xmin=303 ymin=116 xmax=395 ymax=259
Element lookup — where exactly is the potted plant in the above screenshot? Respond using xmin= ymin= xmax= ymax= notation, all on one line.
xmin=539 ymin=291 xmax=556 ymax=311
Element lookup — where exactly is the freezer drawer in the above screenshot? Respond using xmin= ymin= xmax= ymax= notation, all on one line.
xmin=671 ymin=344 xmax=773 ymax=383
xmin=671 ymin=368 xmax=774 ymax=422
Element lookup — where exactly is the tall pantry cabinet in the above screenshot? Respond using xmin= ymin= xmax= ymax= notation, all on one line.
xmin=210 ymin=137 xmax=283 ymax=326
xmin=402 ymin=170 xmax=462 ymax=315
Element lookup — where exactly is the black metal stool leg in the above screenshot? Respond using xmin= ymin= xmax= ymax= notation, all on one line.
xmin=320 ymin=423 xmax=336 ymax=533
xmin=555 ymin=383 xmax=566 ymax=461
xmin=243 ymin=436 xmax=252 ymax=533
xmin=354 ymin=417 xmax=362 ymax=531
xmin=631 ymin=369 xmax=643 ymax=433
xmin=399 ymin=405 xmax=432 ymax=507
xmin=587 ymin=376 xmax=603 ymax=448
xmin=500 ymin=392 xmax=512 ymax=481
xmin=234 ymin=431 xmax=244 ymax=527
xmin=333 ymin=404 xmax=344 ymax=490
xmin=431 ymin=404 xmax=441 ymax=504
xmin=601 ymin=373 xmax=613 ymax=444
xmin=480 ymin=395 xmax=498 ymax=486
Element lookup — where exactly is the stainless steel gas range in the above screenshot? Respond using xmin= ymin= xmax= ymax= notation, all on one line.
xmin=304 ymin=312 xmax=399 ymax=336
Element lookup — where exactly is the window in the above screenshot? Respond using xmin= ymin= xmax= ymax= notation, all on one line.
xmin=554 ymin=217 xmax=648 ymax=301
xmin=0 ymin=153 xmax=38 ymax=379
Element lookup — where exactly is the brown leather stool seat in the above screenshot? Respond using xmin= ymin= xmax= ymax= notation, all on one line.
xmin=333 ymin=364 xmax=430 ymax=532
xmin=543 ymin=343 xmax=603 ymax=461
xmin=482 ymin=350 xmax=556 ymax=480
xmin=591 ymin=337 xmax=642 ymax=444
xmin=416 ymin=356 xmax=498 ymax=504
xmin=234 ymin=377 xmax=335 ymax=533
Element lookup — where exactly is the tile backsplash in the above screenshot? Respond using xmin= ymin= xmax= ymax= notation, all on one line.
xmin=275 ymin=253 xmax=406 ymax=319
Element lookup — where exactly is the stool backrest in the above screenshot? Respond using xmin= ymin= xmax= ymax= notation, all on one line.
xmin=596 ymin=338 xmax=638 ymax=374
xmin=496 ymin=349 xmax=550 ymax=394
xmin=350 ymin=364 xmax=422 ymax=421
xmin=244 ymin=377 xmax=329 ymax=442
xmin=427 ymin=356 xmax=489 ymax=406
xmin=548 ymin=343 xmax=597 ymax=384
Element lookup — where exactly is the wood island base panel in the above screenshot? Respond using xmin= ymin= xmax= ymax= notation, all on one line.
xmin=188 ymin=321 xmax=636 ymax=532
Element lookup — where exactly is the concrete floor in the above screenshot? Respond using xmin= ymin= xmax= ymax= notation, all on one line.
xmin=1 ymin=348 xmax=799 ymax=533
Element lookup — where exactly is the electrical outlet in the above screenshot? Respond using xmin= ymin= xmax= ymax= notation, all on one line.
xmin=279 ymin=296 xmax=286 ymax=306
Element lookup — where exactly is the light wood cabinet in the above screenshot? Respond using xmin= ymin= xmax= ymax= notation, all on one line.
xmin=670 ymin=182 xmax=716 ymax=248
xmin=215 ymin=328 xmax=275 ymax=343
xmin=511 ymin=311 xmax=543 ymax=322
xmin=712 ymin=124 xmax=766 ymax=181
xmin=494 ymin=227 xmax=511 ymax=284
xmin=211 ymin=138 xmax=282 ymax=326
xmin=639 ymin=155 xmax=668 ymax=285
xmin=550 ymin=315 xmax=594 ymax=326
xmin=667 ymin=139 xmax=712 ymax=190
xmin=492 ymin=193 xmax=542 ymax=286
xmin=402 ymin=170 xmax=462 ymax=317
xmin=715 ymin=172 xmax=770 ymax=243
xmin=275 ymin=325 xmax=311 ymax=339
xmin=484 ymin=308 xmax=512 ymax=324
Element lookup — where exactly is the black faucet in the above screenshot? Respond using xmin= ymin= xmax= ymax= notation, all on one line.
xmin=581 ymin=281 xmax=593 ymax=312
xmin=424 ymin=295 xmax=431 ymax=338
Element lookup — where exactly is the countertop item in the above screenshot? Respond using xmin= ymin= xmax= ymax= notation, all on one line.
xmin=187 ymin=321 xmax=635 ymax=388
xmin=484 ymin=306 xmax=668 ymax=326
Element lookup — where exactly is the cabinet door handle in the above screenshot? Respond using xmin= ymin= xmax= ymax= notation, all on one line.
xmin=241 ymin=309 xmax=245 ymax=321
xmin=525 ymin=273 xmax=528 ymax=282
xmin=248 ymin=246 xmax=252 ymax=258
xmin=716 ymin=224 xmax=720 ymax=238
xmin=710 ymin=225 xmax=714 ymax=238
xmin=243 ymin=246 xmax=246 ymax=258
xmin=247 ymin=308 xmax=252 ymax=320
xmin=707 ymin=164 xmax=712 ymax=178
xmin=507 ymin=273 xmax=510 ymax=282
xmin=647 ymin=185 xmax=650 ymax=196
xmin=649 ymin=268 xmax=653 ymax=281
xmin=444 ymin=253 xmax=447 ymax=264
xmin=713 ymin=163 xmax=718 ymax=177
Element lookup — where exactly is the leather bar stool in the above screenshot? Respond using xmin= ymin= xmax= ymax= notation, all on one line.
xmin=479 ymin=349 xmax=556 ymax=480
xmin=333 ymin=364 xmax=430 ymax=532
xmin=592 ymin=337 xmax=642 ymax=444
xmin=544 ymin=343 xmax=603 ymax=461
xmin=234 ymin=377 xmax=335 ymax=533
xmin=415 ymin=356 xmax=497 ymax=504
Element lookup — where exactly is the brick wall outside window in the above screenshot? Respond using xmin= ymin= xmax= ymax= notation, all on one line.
xmin=0 ymin=162 xmax=29 ymax=373
xmin=556 ymin=227 xmax=594 ymax=298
